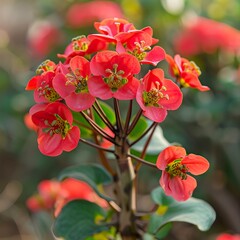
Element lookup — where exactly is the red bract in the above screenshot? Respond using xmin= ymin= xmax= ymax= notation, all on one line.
xmin=88 ymin=50 xmax=140 ymax=100
xmin=116 ymin=28 xmax=165 ymax=66
xmin=66 ymin=1 xmax=124 ymax=28
xmin=174 ymin=17 xmax=240 ymax=56
xmin=26 ymin=61 xmax=61 ymax=103
xmin=166 ymin=54 xmax=209 ymax=91
xmin=54 ymin=178 xmax=108 ymax=217
xmin=53 ymin=56 xmax=95 ymax=111
xmin=57 ymin=35 xmax=107 ymax=63
xmin=88 ymin=18 xmax=136 ymax=43
xmin=27 ymin=178 xmax=108 ymax=217
xmin=156 ymin=146 xmax=209 ymax=201
xmin=31 ymin=102 xmax=80 ymax=156
xmin=28 ymin=20 xmax=62 ymax=58
xmin=136 ymin=69 xmax=182 ymax=122
xmin=216 ymin=234 xmax=240 ymax=240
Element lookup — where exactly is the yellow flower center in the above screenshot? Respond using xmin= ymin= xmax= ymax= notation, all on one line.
xmin=104 ymin=64 xmax=128 ymax=92
xmin=37 ymin=82 xmax=60 ymax=102
xmin=43 ymin=114 xmax=70 ymax=139
xmin=166 ymin=159 xmax=188 ymax=180
xmin=65 ymin=68 xmax=88 ymax=93
xmin=143 ymin=82 xmax=169 ymax=107
xmin=72 ymin=35 xmax=89 ymax=52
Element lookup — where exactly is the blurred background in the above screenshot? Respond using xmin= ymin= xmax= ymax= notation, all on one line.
xmin=0 ymin=0 xmax=239 ymax=239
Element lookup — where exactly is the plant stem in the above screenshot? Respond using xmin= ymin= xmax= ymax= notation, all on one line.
xmin=80 ymin=111 xmax=117 ymax=144
xmin=92 ymin=103 xmax=115 ymax=132
xmin=127 ymin=109 xmax=143 ymax=135
xmin=114 ymin=98 xmax=123 ymax=133
xmin=123 ymin=100 xmax=133 ymax=137
xmin=79 ymin=138 xmax=115 ymax=154
xmin=129 ymin=121 xmax=156 ymax=147
xmin=127 ymin=153 xmax=157 ymax=169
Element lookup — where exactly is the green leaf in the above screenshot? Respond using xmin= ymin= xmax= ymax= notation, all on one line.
xmin=128 ymin=116 xmax=148 ymax=141
xmin=94 ymin=101 xmax=116 ymax=128
xmin=148 ymin=187 xmax=216 ymax=235
xmin=53 ymin=200 xmax=108 ymax=240
xmin=131 ymin=122 xmax=171 ymax=155
xmin=58 ymin=163 xmax=113 ymax=201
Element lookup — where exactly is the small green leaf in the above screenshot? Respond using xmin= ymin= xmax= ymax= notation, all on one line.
xmin=53 ymin=200 xmax=108 ymax=240
xmin=59 ymin=163 xmax=113 ymax=201
xmin=148 ymin=187 xmax=216 ymax=235
xmin=128 ymin=116 xmax=148 ymax=141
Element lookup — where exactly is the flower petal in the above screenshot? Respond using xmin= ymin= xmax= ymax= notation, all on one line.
xmin=182 ymin=154 xmax=210 ymax=175
xmin=168 ymin=174 xmax=197 ymax=201
xmin=156 ymin=146 xmax=186 ymax=170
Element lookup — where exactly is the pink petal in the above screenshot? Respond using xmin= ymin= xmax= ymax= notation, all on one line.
xmin=38 ymin=133 xmax=63 ymax=156
xmin=53 ymin=73 xmax=75 ymax=98
xmin=182 ymin=154 xmax=210 ymax=175
xmin=114 ymin=77 xmax=139 ymax=100
xmin=168 ymin=174 xmax=197 ymax=201
xmin=160 ymin=171 xmax=172 ymax=196
xmin=111 ymin=53 xmax=140 ymax=76
xmin=46 ymin=102 xmax=73 ymax=124
xmin=141 ymin=46 xmax=166 ymax=66
xmin=88 ymin=76 xmax=113 ymax=100
xmin=65 ymin=92 xmax=95 ymax=111
xmin=156 ymin=146 xmax=186 ymax=170
xmin=90 ymin=50 xmax=117 ymax=76
xmin=143 ymin=106 xmax=167 ymax=123
xmin=62 ymin=126 xmax=80 ymax=152
xmin=70 ymin=56 xmax=90 ymax=77
xmin=158 ymin=78 xmax=183 ymax=110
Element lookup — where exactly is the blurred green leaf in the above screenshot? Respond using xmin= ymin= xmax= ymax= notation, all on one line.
xmin=129 ymin=116 xmax=148 ymax=141
xmin=59 ymin=163 xmax=113 ymax=201
xmin=148 ymin=187 xmax=216 ymax=235
xmin=53 ymin=200 xmax=108 ymax=240
xmin=131 ymin=123 xmax=171 ymax=155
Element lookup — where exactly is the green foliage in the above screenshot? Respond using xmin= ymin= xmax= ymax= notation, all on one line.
xmin=59 ymin=163 xmax=113 ymax=201
xmin=147 ymin=187 xmax=216 ymax=236
xmin=128 ymin=116 xmax=148 ymax=140
xmin=53 ymin=200 xmax=108 ymax=240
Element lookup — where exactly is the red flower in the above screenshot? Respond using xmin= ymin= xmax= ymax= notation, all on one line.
xmin=53 ymin=56 xmax=95 ymax=111
xmin=88 ymin=18 xmax=136 ymax=43
xmin=26 ymin=180 xmax=61 ymax=212
xmin=54 ymin=178 xmax=108 ymax=217
xmin=88 ymin=50 xmax=140 ymax=100
xmin=31 ymin=102 xmax=80 ymax=156
xmin=216 ymin=233 xmax=240 ymax=240
xmin=166 ymin=54 xmax=209 ymax=91
xmin=57 ymin=35 xmax=107 ymax=63
xmin=28 ymin=20 xmax=62 ymax=58
xmin=136 ymin=69 xmax=182 ymax=123
xmin=156 ymin=146 xmax=209 ymax=201
xmin=66 ymin=1 xmax=124 ymax=28
xmin=116 ymin=27 xmax=165 ymax=66
xmin=174 ymin=17 xmax=240 ymax=56
xmin=27 ymin=178 xmax=108 ymax=217
xmin=26 ymin=61 xmax=61 ymax=103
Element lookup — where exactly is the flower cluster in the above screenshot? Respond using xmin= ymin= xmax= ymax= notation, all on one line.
xmin=27 ymin=178 xmax=107 ymax=217
xmin=26 ymin=18 xmax=210 ymax=202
